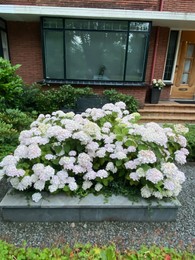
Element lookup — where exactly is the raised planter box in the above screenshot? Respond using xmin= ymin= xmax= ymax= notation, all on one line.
xmin=0 ymin=189 xmax=181 ymax=222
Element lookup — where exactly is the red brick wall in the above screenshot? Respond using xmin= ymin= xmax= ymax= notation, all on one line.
xmin=7 ymin=21 xmax=43 ymax=84
xmin=153 ymin=27 xmax=169 ymax=79
xmin=92 ymin=85 xmax=148 ymax=107
xmin=2 ymin=0 xmax=195 ymax=12
xmin=1 ymin=0 xmax=160 ymax=11
xmin=163 ymin=0 xmax=195 ymax=12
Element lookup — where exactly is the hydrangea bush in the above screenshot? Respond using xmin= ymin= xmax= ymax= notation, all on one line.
xmin=0 ymin=102 xmax=189 ymax=202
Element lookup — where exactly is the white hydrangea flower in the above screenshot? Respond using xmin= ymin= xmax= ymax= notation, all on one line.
xmin=164 ymin=179 xmax=175 ymax=191
xmin=20 ymin=176 xmax=32 ymax=188
xmin=136 ymin=168 xmax=145 ymax=178
xmin=56 ymin=170 xmax=68 ymax=182
xmin=174 ymin=150 xmax=187 ymax=164
xmin=68 ymin=182 xmax=78 ymax=191
xmin=129 ymin=171 xmax=140 ymax=181
xmin=115 ymin=101 xmax=126 ymax=110
xmin=14 ymin=145 xmax=28 ymax=159
xmin=141 ymin=185 xmax=152 ymax=198
xmin=146 ymin=168 xmax=163 ymax=184
xmin=45 ymin=154 xmax=56 ymax=160
xmin=83 ymin=170 xmax=97 ymax=180
xmin=10 ymin=177 xmax=20 ymax=189
xmin=82 ymin=180 xmax=93 ymax=190
xmin=27 ymin=143 xmax=42 ymax=160
xmin=96 ymin=148 xmax=106 ymax=158
xmin=96 ymin=170 xmax=108 ymax=179
xmin=34 ymin=180 xmax=45 ymax=191
xmin=137 ymin=150 xmax=157 ymax=164
xmin=124 ymin=160 xmax=139 ymax=170
xmin=174 ymin=124 xmax=189 ymax=134
xmin=48 ymin=184 xmax=58 ymax=193
xmin=95 ymin=183 xmax=103 ymax=192
xmin=153 ymin=191 xmax=163 ymax=199
xmin=32 ymin=192 xmax=42 ymax=203
xmin=5 ymin=165 xmax=25 ymax=177
xmin=161 ymin=162 xmax=178 ymax=178
xmin=106 ymin=162 xmax=117 ymax=173
xmin=0 ymin=155 xmax=18 ymax=167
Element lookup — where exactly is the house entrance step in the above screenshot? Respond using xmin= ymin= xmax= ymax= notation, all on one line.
xmin=138 ymin=102 xmax=195 ymax=123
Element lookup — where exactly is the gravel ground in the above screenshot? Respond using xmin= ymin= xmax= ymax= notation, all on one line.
xmin=0 ymin=163 xmax=194 ymax=253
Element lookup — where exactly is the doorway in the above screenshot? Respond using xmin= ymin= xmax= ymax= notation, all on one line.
xmin=171 ymin=31 xmax=195 ymax=99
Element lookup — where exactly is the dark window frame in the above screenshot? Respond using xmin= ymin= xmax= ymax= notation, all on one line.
xmin=41 ymin=17 xmax=151 ymax=85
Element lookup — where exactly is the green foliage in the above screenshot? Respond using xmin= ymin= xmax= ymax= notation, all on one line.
xmin=17 ymin=83 xmax=42 ymax=112
xmin=0 ymin=240 xmax=194 ymax=259
xmin=0 ymin=109 xmax=36 ymax=161
xmin=0 ymin=109 xmax=36 ymax=132
xmin=35 ymin=85 xmax=94 ymax=114
xmin=0 ymin=120 xmax=18 ymax=161
xmin=0 ymin=57 xmax=24 ymax=110
xmin=186 ymin=124 xmax=195 ymax=162
xmin=103 ymin=89 xmax=139 ymax=113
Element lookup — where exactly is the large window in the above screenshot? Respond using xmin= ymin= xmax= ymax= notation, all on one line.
xmin=0 ymin=18 xmax=9 ymax=60
xmin=42 ymin=18 xmax=151 ymax=83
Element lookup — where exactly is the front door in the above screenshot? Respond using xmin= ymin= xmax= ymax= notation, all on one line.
xmin=171 ymin=31 xmax=195 ymax=99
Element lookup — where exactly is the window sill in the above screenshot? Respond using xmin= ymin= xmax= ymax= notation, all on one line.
xmin=40 ymin=79 xmax=148 ymax=87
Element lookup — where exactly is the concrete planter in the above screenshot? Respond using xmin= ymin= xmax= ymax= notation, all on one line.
xmin=0 ymin=189 xmax=181 ymax=222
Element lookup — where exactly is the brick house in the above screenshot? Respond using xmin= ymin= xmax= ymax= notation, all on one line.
xmin=1 ymin=1 xmax=195 ymax=106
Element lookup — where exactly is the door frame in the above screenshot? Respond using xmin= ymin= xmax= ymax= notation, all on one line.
xmin=170 ymin=30 xmax=195 ymax=99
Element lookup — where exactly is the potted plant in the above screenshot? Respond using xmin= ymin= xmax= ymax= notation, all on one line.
xmin=151 ymin=79 xmax=166 ymax=104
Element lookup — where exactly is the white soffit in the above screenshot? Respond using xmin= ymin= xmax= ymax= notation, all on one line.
xmin=1 ymin=5 xmax=195 ymax=29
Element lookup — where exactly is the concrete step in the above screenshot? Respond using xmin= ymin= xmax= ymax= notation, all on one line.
xmin=138 ymin=102 xmax=195 ymax=123
xmin=0 ymin=189 xmax=181 ymax=222
xmin=143 ymin=103 xmax=195 ymax=111
xmin=139 ymin=108 xmax=195 ymax=118
xmin=139 ymin=116 xmax=195 ymax=124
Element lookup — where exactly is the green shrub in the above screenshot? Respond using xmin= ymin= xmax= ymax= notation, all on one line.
xmin=35 ymin=85 xmax=94 ymax=114
xmin=0 ymin=240 xmax=194 ymax=259
xmin=0 ymin=109 xmax=36 ymax=161
xmin=0 ymin=109 xmax=36 ymax=132
xmin=186 ymin=124 xmax=195 ymax=162
xmin=18 ymin=83 xmax=42 ymax=112
xmin=103 ymin=89 xmax=139 ymax=113
xmin=0 ymin=120 xmax=18 ymax=161
xmin=0 ymin=57 xmax=24 ymax=110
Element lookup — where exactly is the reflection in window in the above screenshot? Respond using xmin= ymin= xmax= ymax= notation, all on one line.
xmin=164 ymin=30 xmax=179 ymax=81
xmin=0 ymin=19 xmax=9 ymax=60
xmin=42 ymin=18 xmax=151 ymax=82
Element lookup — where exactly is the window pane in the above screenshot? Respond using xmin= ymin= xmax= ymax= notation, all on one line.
xmin=129 ymin=22 xmax=150 ymax=32
xmin=0 ymin=19 xmax=6 ymax=30
xmin=125 ymin=33 xmax=146 ymax=81
xmin=43 ymin=18 xmax=63 ymax=29
xmin=164 ymin=31 xmax=178 ymax=80
xmin=187 ymin=44 xmax=194 ymax=57
xmin=44 ymin=30 xmax=64 ymax=79
xmin=65 ymin=31 xmax=127 ymax=80
xmin=181 ymin=73 xmax=188 ymax=84
xmin=184 ymin=60 xmax=191 ymax=72
xmin=65 ymin=20 xmax=128 ymax=31
xmin=1 ymin=31 xmax=9 ymax=59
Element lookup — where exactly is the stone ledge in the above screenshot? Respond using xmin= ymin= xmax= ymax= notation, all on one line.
xmin=0 ymin=189 xmax=181 ymax=222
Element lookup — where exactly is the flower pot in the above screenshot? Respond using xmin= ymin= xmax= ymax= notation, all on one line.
xmin=151 ymin=88 xmax=161 ymax=104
